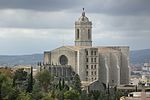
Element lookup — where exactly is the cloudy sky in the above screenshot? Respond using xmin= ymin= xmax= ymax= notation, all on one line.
xmin=0 ymin=0 xmax=150 ymax=55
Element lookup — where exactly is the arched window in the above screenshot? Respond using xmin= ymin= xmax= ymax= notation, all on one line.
xmin=88 ymin=29 xmax=91 ymax=39
xmin=77 ymin=29 xmax=79 ymax=39
xmin=59 ymin=55 xmax=68 ymax=65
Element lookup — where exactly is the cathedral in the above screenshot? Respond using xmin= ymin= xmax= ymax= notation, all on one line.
xmin=43 ymin=9 xmax=130 ymax=88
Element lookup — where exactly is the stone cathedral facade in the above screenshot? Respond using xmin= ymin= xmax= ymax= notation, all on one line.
xmin=43 ymin=10 xmax=130 ymax=87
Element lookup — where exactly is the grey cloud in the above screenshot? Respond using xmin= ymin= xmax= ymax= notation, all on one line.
xmin=0 ymin=0 xmax=83 ymax=11
xmin=0 ymin=0 xmax=149 ymax=16
xmin=86 ymin=0 xmax=150 ymax=16
xmin=0 ymin=0 xmax=150 ymax=54
xmin=100 ymin=16 xmax=150 ymax=31
xmin=0 ymin=10 xmax=77 ymax=29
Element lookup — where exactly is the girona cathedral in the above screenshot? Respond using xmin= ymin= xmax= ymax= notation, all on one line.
xmin=43 ymin=9 xmax=130 ymax=90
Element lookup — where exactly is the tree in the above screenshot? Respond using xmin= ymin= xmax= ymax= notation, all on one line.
xmin=41 ymin=93 xmax=54 ymax=100
xmin=27 ymin=66 xmax=33 ymax=93
xmin=58 ymin=78 xmax=68 ymax=91
xmin=0 ymin=72 xmax=19 ymax=100
xmin=56 ymin=78 xmax=69 ymax=100
xmin=90 ymin=91 xmax=100 ymax=100
xmin=13 ymin=69 xmax=28 ymax=89
xmin=16 ymin=91 xmax=32 ymax=100
xmin=0 ymin=73 xmax=7 ymax=99
xmin=32 ymin=81 xmax=43 ymax=100
xmin=115 ymin=90 xmax=124 ymax=100
xmin=64 ymin=89 xmax=79 ymax=100
xmin=13 ymin=69 xmax=28 ymax=81
xmin=58 ymin=78 xmax=62 ymax=91
xmin=0 ymin=67 xmax=13 ymax=78
xmin=36 ymin=69 xmax=53 ymax=92
xmin=3 ymin=86 xmax=19 ymax=100
xmin=71 ymin=74 xmax=81 ymax=93
xmin=79 ymin=91 xmax=91 ymax=100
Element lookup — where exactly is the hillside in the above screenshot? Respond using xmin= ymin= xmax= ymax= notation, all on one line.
xmin=130 ymin=49 xmax=150 ymax=65
xmin=0 ymin=54 xmax=43 ymax=66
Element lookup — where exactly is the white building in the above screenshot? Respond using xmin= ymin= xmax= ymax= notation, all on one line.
xmin=43 ymin=9 xmax=130 ymax=87
xmin=143 ymin=63 xmax=150 ymax=72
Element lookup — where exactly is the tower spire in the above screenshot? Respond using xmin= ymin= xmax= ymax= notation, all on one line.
xmin=82 ymin=8 xmax=85 ymax=17
xmin=75 ymin=9 xmax=92 ymax=46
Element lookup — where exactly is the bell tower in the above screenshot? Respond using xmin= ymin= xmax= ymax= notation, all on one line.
xmin=75 ymin=8 xmax=92 ymax=46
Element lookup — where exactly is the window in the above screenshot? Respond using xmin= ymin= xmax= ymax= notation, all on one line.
xmin=86 ymin=65 xmax=88 ymax=69
xmin=86 ymin=58 xmax=88 ymax=62
xmin=59 ymin=55 xmax=68 ymax=65
xmin=91 ymin=71 xmax=93 ymax=75
xmin=95 ymin=71 xmax=97 ymax=75
xmin=91 ymin=51 xmax=93 ymax=55
xmin=77 ymin=29 xmax=79 ymax=39
xmin=91 ymin=65 xmax=93 ymax=69
xmin=86 ymin=78 xmax=88 ymax=81
xmin=88 ymin=29 xmax=91 ymax=39
xmin=86 ymin=50 xmax=88 ymax=55
xmin=86 ymin=71 xmax=88 ymax=76
xmin=94 ymin=58 xmax=96 ymax=62
xmin=94 ymin=65 xmax=96 ymax=69
xmin=94 ymin=51 xmax=96 ymax=55
xmin=91 ymin=58 xmax=93 ymax=62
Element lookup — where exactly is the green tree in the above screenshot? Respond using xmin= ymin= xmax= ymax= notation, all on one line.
xmin=0 ymin=67 xmax=13 ymax=78
xmin=58 ymin=78 xmax=62 ymax=91
xmin=72 ymin=74 xmax=81 ymax=93
xmin=16 ymin=91 xmax=32 ymax=100
xmin=13 ymin=69 xmax=28 ymax=89
xmin=115 ymin=90 xmax=124 ymax=100
xmin=58 ymin=78 xmax=68 ymax=91
xmin=27 ymin=66 xmax=33 ymax=93
xmin=32 ymin=81 xmax=43 ymax=100
xmin=90 ymin=91 xmax=100 ymax=100
xmin=0 ymin=73 xmax=7 ymax=99
xmin=64 ymin=89 xmax=79 ymax=100
xmin=13 ymin=69 xmax=28 ymax=81
xmin=4 ymin=86 xmax=19 ymax=100
xmin=36 ymin=69 xmax=53 ymax=92
xmin=79 ymin=91 xmax=91 ymax=100
xmin=41 ymin=92 xmax=54 ymax=100
xmin=0 ymin=73 xmax=19 ymax=100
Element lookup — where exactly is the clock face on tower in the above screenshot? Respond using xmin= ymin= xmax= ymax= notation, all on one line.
xmin=59 ymin=55 xmax=68 ymax=65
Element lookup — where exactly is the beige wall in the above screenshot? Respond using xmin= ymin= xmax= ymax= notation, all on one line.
xmin=47 ymin=46 xmax=77 ymax=72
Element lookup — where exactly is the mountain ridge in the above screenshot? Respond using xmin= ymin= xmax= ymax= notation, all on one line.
xmin=130 ymin=49 xmax=150 ymax=65
xmin=0 ymin=54 xmax=43 ymax=66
